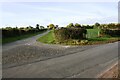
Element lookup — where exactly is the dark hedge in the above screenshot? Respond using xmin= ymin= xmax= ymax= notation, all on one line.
xmin=54 ymin=28 xmax=87 ymax=42
xmin=2 ymin=29 xmax=47 ymax=38
xmin=101 ymin=29 xmax=120 ymax=37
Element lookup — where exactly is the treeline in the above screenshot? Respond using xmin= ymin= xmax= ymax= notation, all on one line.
xmin=47 ymin=23 xmax=94 ymax=30
xmin=44 ymin=22 xmax=120 ymax=30
xmin=66 ymin=23 xmax=120 ymax=29
xmin=2 ymin=24 xmax=47 ymax=38
xmin=100 ymin=23 xmax=120 ymax=29
xmin=66 ymin=23 xmax=94 ymax=29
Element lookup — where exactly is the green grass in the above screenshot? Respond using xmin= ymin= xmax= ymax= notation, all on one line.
xmin=88 ymin=37 xmax=119 ymax=41
xmin=2 ymin=30 xmax=46 ymax=44
xmin=88 ymin=37 xmax=119 ymax=45
xmin=87 ymin=29 xmax=118 ymax=41
xmin=37 ymin=30 xmax=55 ymax=44
xmin=87 ymin=29 xmax=100 ymax=38
xmin=87 ymin=29 xmax=119 ymax=44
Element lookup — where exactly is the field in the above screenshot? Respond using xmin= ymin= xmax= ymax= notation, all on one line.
xmin=87 ymin=29 xmax=100 ymax=38
xmin=87 ymin=29 xmax=119 ymax=44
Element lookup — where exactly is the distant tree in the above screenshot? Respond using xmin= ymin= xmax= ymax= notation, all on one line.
xmin=40 ymin=26 xmax=44 ymax=29
xmin=15 ymin=26 xmax=18 ymax=29
xmin=13 ymin=27 xmax=18 ymax=30
xmin=48 ymin=24 xmax=55 ymax=29
xmin=26 ymin=27 xmax=29 ymax=29
xmin=19 ymin=27 xmax=24 ymax=30
xmin=116 ymin=23 xmax=120 ymax=29
xmin=66 ymin=23 xmax=74 ymax=28
xmin=55 ymin=25 xmax=58 ymax=29
xmin=100 ymin=24 xmax=106 ymax=29
xmin=94 ymin=22 xmax=100 ymax=28
xmin=75 ymin=23 xmax=81 ymax=28
xmin=36 ymin=24 xmax=40 ymax=30
xmin=5 ymin=27 xmax=12 ymax=30
xmin=107 ymin=23 xmax=116 ymax=29
xmin=47 ymin=26 xmax=49 ymax=28
xmin=29 ymin=26 xmax=33 ymax=29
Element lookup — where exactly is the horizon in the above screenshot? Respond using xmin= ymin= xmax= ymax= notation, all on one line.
xmin=0 ymin=2 xmax=118 ymax=28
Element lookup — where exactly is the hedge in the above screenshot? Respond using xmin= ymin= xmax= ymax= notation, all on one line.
xmin=100 ymin=29 xmax=120 ymax=37
xmin=54 ymin=28 xmax=87 ymax=42
xmin=2 ymin=29 xmax=47 ymax=38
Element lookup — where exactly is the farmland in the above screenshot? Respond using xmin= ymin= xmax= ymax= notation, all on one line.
xmin=37 ymin=28 xmax=119 ymax=45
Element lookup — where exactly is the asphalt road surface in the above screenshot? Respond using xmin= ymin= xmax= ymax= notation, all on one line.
xmin=2 ymin=30 xmax=50 ymax=51
xmin=2 ymin=31 xmax=119 ymax=78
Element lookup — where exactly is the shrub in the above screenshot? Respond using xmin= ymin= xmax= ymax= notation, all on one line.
xmin=100 ymin=23 xmax=120 ymax=37
xmin=80 ymin=40 xmax=88 ymax=45
xmin=75 ymin=23 xmax=81 ymax=28
xmin=100 ymin=29 xmax=120 ymax=37
xmin=54 ymin=28 xmax=87 ymax=42
xmin=66 ymin=23 xmax=74 ymax=28
xmin=47 ymin=24 xmax=55 ymax=30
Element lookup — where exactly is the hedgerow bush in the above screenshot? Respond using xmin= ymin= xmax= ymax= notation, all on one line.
xmin=2 ymin=28 xmax=47 ymax=38
xmin=100 ymin=29 xmax=120 ymax=37
xmin=100 ymin=23 xmax=120 ymax=37
xmin=54 ymin=28 xmax=87 ymax=42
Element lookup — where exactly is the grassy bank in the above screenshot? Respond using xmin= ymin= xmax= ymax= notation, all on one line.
xmin=37 ymin=30 xmax=55 ymax=44
xmin=2 ymin=30 xmax=47 ymax=44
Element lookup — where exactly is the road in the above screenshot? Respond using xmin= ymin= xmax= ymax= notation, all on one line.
xmin=2 ymin=30 xmax=50 ymax=51
xmin=2 ymin=31 xmax=119 ymax=78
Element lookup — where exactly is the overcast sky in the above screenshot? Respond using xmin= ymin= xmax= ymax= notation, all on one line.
xmin=0 ymin=2 xmax=118 ymax=28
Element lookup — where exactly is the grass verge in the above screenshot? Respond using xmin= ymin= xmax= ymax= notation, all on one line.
xmin=88 ymin=37 xmax=120 ymax=44
xmin=37 ymin=30 xmax=55 ymax=44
